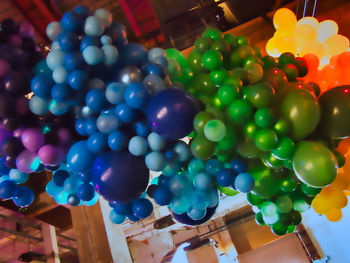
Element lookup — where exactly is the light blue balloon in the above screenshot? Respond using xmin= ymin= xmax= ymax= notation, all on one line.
xmin=148 ymin=47 xmax=165 ymax=62
xmin=102 ymin=44 xmax=118 ymax=65
xmin=9 ymin=169 xmax=29 ymax=184
xmin=52 ymin=66 xmax=68 ymax=84
xmin=83 ymin=46 xmax=103 ymax=65
xmin=170 ymin=196 xmax=190 ymax=214
xmin=100 ymin=35 xmax=112 ymax=45
xmin=46 ymin=50 xmax=66 ymax=70
xmin=145 ymin=151 xmax=166 ymax=171
xmin=173 ymin=141 xmax=191 ymax=162
xmin=54 ymin=190 xmax=68 ymax=205
xmin=96 ymin=112 xmax=119 ymax=134
xmin=169 ymin=174 xmax=191 ymax=196
xmin=49 ymin=100 xmax=69 ymax=115
xmin=105 ymin=82 xmax=125 ymax=105
xmin=51 ymin=41 xmax=61 ymax=51
xmin=234 ymin=173 xmax=255 ymax=193
xmin=29 ymin=96 xmax=49 ymax=115
xmin=46 ymin=180 xmax=63 ymax=197
xmin=64 ymin=176 xmax=82 ymax=194
xmin=109 ymin=209 xmax=126 ymax=224
xmin=46 ymin=21 xmax=62 ymax=41
xmin=187 ymin=207 xmax=206 ymax=221
xmin=143 ymin=74 xmax=165 ymax=95
xmin=207 ymin=189 xmax=219 ymax=208
xmin=147 ymin=132 xmax=165 ymax=151
xmin=190 ymin=191 xmax=209 ymax=210
xmin=193 ymin=173 xmax=214 ymax=190
xmin=95 ymin=8 xmax=112 ymax=27
xmin=128 ymin=136 xmax=148 ymax=156
xmin=84 ymin=16 xmax=105 ymax=37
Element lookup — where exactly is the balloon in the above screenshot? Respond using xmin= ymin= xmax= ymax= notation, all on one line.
xmin=261 ymin=201 xmax=278 ymax=217
xmin=132 ymin=198 xmax=153 ymax=218
xmin=109 ymin=209 xmax=126 ymax=224
xmin=105 ymin=82 xmax=125 ymax=105
xmin=16 ymin=150 xmax=37 ymax=173
xmin=38 ymin=145 xmax=64 ymax=166
xmin=173 ymin=141 xmax=191 ymax=162
xmin=147 ymin=88 xmax=197 ymax=140
xmin=13 ymin=186 xmax=34 ymax=207
xmin=317 ymin=86 xmax=350 ymax=139
xmin=280 ymin=89 xmax=320 ymax=140
xmin=170 ymin=196 xmax=190 ymax=214
xmin=172 ymin=205 xmax=217 ymax=226
xmin=0 ymin=180 xmax=17 ymax=199
xmin=216 ymin=168 xmax=236 ymax=187
xmin=9 ymin=169 xmax=29 ymax=184
xmin=128 ymin=136 xmax=148 ymax=156
xmin=67 ymin=194 xmax=80 ymax=206
xmin=253 ymin=174 xmax=280 ymax=199
xmin=67 ymin=141 xmax=96 ymax=173
xmin=293 ymin=141 xmax=337 ymax=188
xmin=92 ymin=151 xmax=149 ymax=202
xmin=273 ymin=8 xmax=297 ymax=33
xmin=52 ymin=170 xmax=70 ymax=186
xmin=77 ymin=183 xmax=95 ymax=201
xmin=153 ymin=187 xmax=172 ymax=205
xmin=187 ymin=207 xmax=206 ymax=220
xmin=194 ymin=173 xmax=214 ymax=190
xmin=204 ymin=119 xmax=226 ymax=142
xmin=275 ymin=195 xmax=293 ymax=213
xmin=190 ymin=135 xmax=216 ymax=160
xmin=325 ymin=208 xmax=342 ymax=222
xmin=234 ymin=173 xmax=255 ymax=193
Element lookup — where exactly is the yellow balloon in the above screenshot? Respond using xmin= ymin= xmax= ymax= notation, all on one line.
xmin=275 ymin=35 xmax=297 ymax=55
xmin=266 ymin=37 xmax=279 ymax=57
xmin=297 ymin=16 xmax=319 ymax=29
xmin=274 ymin=30 xmax=290 ymax=38
xmin=312 ymin=194 xmax=331 ymax=214
xmin=329 ymin=190 xmax=348 ymax=209
xmin=299 ymin=40 xmax=325 ymax=59
xmin=317 ymin=20 xmax=339 ymax=43
xmin=294 ymin=24 xmax=317 ymax=46
xmin=273 ymin=8 xmax=297 ymax=32
xmin=324 ymin=34 xmax=350 ymax=58
xmin=325 ymin=208 xmax=342 ymax=222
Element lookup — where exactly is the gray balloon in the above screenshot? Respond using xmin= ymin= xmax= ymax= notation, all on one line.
xmin=119 ymin=66 xmax=142 ymax=85
xmin=143 ymin=74 xmax=165 ymax=95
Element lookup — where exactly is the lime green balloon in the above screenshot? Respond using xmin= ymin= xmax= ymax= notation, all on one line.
xmin=212 ymin=95 xmax=225 ymax=109
xmin=202 ymin=50 xmax=223 ymax=71
xmin=229 ymin=99 xmax=253 ymax=123
xmin=165 ymin=48 xmax=187 ymax=68
xmin=292 ymin=141 xmax=337 ymax=188
xmin=255 ymin=108 xmax=275 ymax=128
xmin=272 ymin=136 xmax=295 ymax=160
xmin=217 ymin=83 xmax=240 ymax=106
xmin=274 ymin=118 xmax=290 ymax=136
xmin=244 ymin=121 xmax=259 ymax=139
xmin=287 ymin=225 xmax=296 ymax=233
xmin=190 ymin=135 xmax=216 ymax=160
xmin=217 ymin=128 xmax=236 ymax=151
xmin=263 ymin=153 xmax=284 ymax=169
xmin=203 ymin=27 xmax=222 ymax=41
xmin=218 ymin=185 xmax=238 ymax=196
xmin=210 ymin=70 xmax=227 ymax=86
xmin=246 ymin=82 xmax=275 ymax=108
xmin=204 ymin=119 xmax=226 ymax=142
xmin=194 ymin=36 xmax=212 ymax=54
xmin=261 ymin=201 xmax=278 ymax=217
xmin=281 ymin=89 xmax=320 ymax=140
xmin=255 ymin=212 xmax=266 ymax=226
xmin=254 ymin=129 xmax=278 ymax=151
xmin=300 ymin=183 xmax=321 ymax=196
xmin=280 ymin=176 xmax=297 ymax=192
xmin=271 ymin=221 xmax=288 ymax=236
xmin=253 ymin=175 xmax=280 ymax=199
xmin=275 ymin=195 xmax=293 ymax=213
xmin=247 ymin=192 xmax=263 ymax=206
xmin=244 ymin=63 xmax=263 ymax=84
xmin=193 ymin=111 xmax=215 ymax=134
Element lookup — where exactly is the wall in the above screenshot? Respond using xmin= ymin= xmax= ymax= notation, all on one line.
xmin=0 ymin=0 xmax=25 ymax=22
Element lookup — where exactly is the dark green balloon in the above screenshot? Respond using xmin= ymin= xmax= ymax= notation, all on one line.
xmin=202 ymin=27 xmax=222 ymax=41
xmin=300 ymin=183 xmax=321 ymax=196
xmin=271 ymin=221 xmax=288 ymax=236
xmin=263 ymin=68 xmax=288 ymax=92
xmin=262 ymin=55 xmax=277 ymax=69
xmin=194 ymin=36 xmax=212 ymax=54
xmin=211 ymin=39 xmax=230 ymax=55
xmin=255 ymin=212 xmax=266 ymax=226
xmin=254 ymin=129 xmax=278 ymax=151
xmin=317 ymin=85 xmax=350 ymax=139
xmin=290 ymin=210 xmax=302 ymax=225
xmin=236 ymin=136 xmax=262 ymax=158
xmin=187 ymin=50 xmax=206 ymax=73
xmin=229 ymin=46 xmax=254 ymax=68
xmin=282 ymin=63 xmax=298 ymax=82
xmin=210 ymin=70 xmax=227 ymax=86
xmin=278 ymin=52 xmax=295 ymax=67
xmin=253 ymin=175 xmax=280 ymax=199
xmin=272 ymin=136 xmax=296 ymax=160
xmin=217 ymin=83 xmax=240 ymax=106
xmin=278 ymin=212 xmax=293 ymax=226
xmin=246 ymin=82 xmax=276 ymax=108
xmin=190 ymin=135 xmax=216 ymax=160
xmin=229 ymin=99 xmax=253 ymax=123
xmin=236 ymin=35 xmax=249 ymax=46
xmin=281 ymin=89 xmax=320 ymax=140
xmin=280 ymin=176 xmax=297 ymax=192
xmin=193 ymin=111 xmax=215 ymax=134
xmin=223 ymin=34 xmax=238 ymax=50
xmin=247 ymin=192 xmax=264 ymax=206
xmin=195 ymin=74 xmax=217 ymax=95
xmin=202 ymin=50 xmax=223 ymax=71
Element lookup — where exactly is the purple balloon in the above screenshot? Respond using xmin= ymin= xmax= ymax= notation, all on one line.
xmin=0 ymin=128 xmax=12 ymax=145
xmin=16 ymin=150 xmax=37 ymax=173
xmin=19 ymin=21 xmax=34 ymax=38
xmin=0 ymin=59 xmax=11 ymax=78
xmin=21 ymin=128 xmax=45 ymax=151
xmin=57 ymin=128 xmax=72 ymax=147
xmin=13 ymin=127 xmax=25 ymax=138
xmin=38 ymin=145 xmax=64 ymax=166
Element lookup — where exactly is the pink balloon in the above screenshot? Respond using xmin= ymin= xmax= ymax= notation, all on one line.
xmin=21 ymin=128 xmax=45 ymax=151
xmin=38 ymin=145 xmax=64 ymax=166
xmin=19 ymin=21 xmax=34 ymax=38
xmin=16 ymin=150 xmax=37 ymax=173
xmin=10 ymin=35 xmax=22 ymax=46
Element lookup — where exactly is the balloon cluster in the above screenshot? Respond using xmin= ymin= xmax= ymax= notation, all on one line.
xmin=266 ymin=8 xmax=349 ymax=65
xmin=163 ymin=27 xmax=349 ymax=234
xmin=302 ymin=52 xmax=350 ymax=93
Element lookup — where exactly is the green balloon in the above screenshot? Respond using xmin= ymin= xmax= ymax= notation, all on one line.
xmin=236 ymin=136 xmax=262 ymax=158
xmin=202 ymin=50 xmax=223 ymax=71
xmin=271 ymin=221 xmax=288 ymax=236
xmin=261 ymin=201 xmax=278 ymax=217
xmin=280 ymin=176 xmax=297 ymax=192
xmin=217 ymin=83 xmax=240 ymax=106
xmin=223 ymin=34 xmax=238 ymax=50
xmin=190 ymin=135 xmax=216 ymax=160
xmin=263 ymin=68 xmax=288 ymax=92
xmin=203 ymin=27 xmax=222 ymax=41
xmin=274 ymin=118 xmax=290 ymax=136
xmin=204 ymin=119 xmax=226 ymax=142
xmin=283 ymin=159 xmax=293 ymax=169
xmin=253 ymin=175 xmax=280 ymax=199
xmin=193 ymin=111 xmax=215 ymax=134
xmin=287 ymin=225 xmax=296 ymax=233
xmin=292 ymin=141 xmax=337 ymax=188
xmin=300 ymin=183 xmax=321 ymax=196
xmin=254 ymin=129 xmax=278 ymax=151
xmin=255 ymin=212 xmax=266 ymax=226
xmin=187 ymin=50 xmax=206 ymax=73
xmin=210 ymin=70 xmax=227 ymax=86
xmin=290 ymin=210 xmax=302 ymax=225
xmin=244 ymin=121 xmax=259 ymax=139
xmin=218 ymin=185 xmax=238 ymax=196
xmin=275 ymin=195 xmax=293 ymax=213
xmin=231 ymin=68 xmax=251 ymax=86
xmin=317 ymin=85 xmax=350 ymax=139
xmin=272 ymin=136 xmax=296 ymax=160
xmin=211 ymin=39 xmax=230 ymax=55
xmin=278 ymin=212 xmax=293 ymax=226
xmin=165 ymin=48 xmax=188 ymax=68
xmin=282 ymin=63 xmax=298 ymax=82
xmin=281 ymin=89 xmax=320 ymax=140
xmin=167 ymin=59 xmax=181 ymax=79
xmin=246 ymin=82 xmax=276 ymax=108
xmin=247 ymin=192 xmax=263 ymax=206
xmin=195 ymin=74 xmax=217 ymax=95
xmin=262 ymin=55 xmax=277 ymax=69
xmin=244 ymin=63 xmax=263 ymax=84
xmin=194 ymin=36 xmax=212 ymax=54
xmin=229 ymin=46 xmax=254 ymax=68
xmin=270 ymin=168 xmax=290 ymax=180
xmin=278 ymin=52 xmax=296 ymax=67
xmin=255 ymin=108 xmax=275 ymax=128
xmin=229 ymin=99 xmax=253 ymax=123
xmin=236 ymin=35 xmax=249 ymax=46
xmin=263 ymin=153 xmax=284 ymax=169
xmin=252 ymin=45 xmax=262 ymax=58
xmin=217 ymin=128 xmax=236 ymax=151
xmin=293 ymin=198 xmax=310 ymax=213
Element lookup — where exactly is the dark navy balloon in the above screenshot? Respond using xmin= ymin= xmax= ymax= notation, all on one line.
xmin=118 ymin=43 xmax=147 ymax=66
xmin=146 ymin=88 xmax=197 ymax=140
xmin=172 ymin=205 xmax=217 ymax=226
xmin=92 ymin=151 xmax=149 ymax=203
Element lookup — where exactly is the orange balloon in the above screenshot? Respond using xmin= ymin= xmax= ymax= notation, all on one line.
xmin=331 ymin=172 xmax=349 ymax=190
xmin=336 ymin=137 xmax=350 ymax=155
xmin=303 ymin=53 xmax=320 ymax=71
xmin=273 ymin=8 xmax=297 ymax=32
xmin=312 ymin=194 xmax=331 ymax=214
xmin=320 ymin=64 xmax=340 ymax=84
xmin=337 ymin=51 xmax=350 ymax=69
xmin=325 ymin=208 xmax=342 ymax=222
xmin=324 ymin=34 xmax=350 ymax=58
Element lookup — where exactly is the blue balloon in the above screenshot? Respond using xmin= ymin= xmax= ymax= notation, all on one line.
xmin=31 ymin=74 xmax=54 ymax=98
xmin=172 ymin=205 xmax=217 ymax=225
xmin=49 ymin=100 xmax=69 ymax=115
xmin=29 ymin=96 xmax=49 ymax=115
xmin=132 ymin=198 xmax=153 ymax=218
xmin=109 ymin=209 xmax=126 ymax=224
xmin=124 ymin=83 xmax=149 ymax=109
xmin=46 ymin=180 xmax=62 ymax=196
xmin=169 ymin=174 xmax=191 ymax=196
xmin=46 ymin=50 xmax=65 ymax=70
xmin=145 ymin=151 xmax=166 ymax=171
xmin=216 ymin=168 xmax=236 ymax=187
xmin=51 ymin=83 xmax=70 ymax=102
xmin=158 ymin=174 xmax=171 ymax=187
xmin=234 ymin=173 xmax=255 ymax=193
xmin=85 ymin=89 xmax=107 ymax=113
xmin=205 ymin=159 xmax=221 ymax=175
xmin=84 ymin=16 xmax=105 ymax=37
xmin=67 ymin=141 xmax=96 ymax=173
xmin=108 ymin=130 xmax=128 ymax=151
xmin=101 ymin=44 xmax=118 ymax=65
xmin=64 ymin=176 xmax=82 ymax=194
xmin=77 ymin=183 xmax=95 ymax=201
xmin=146 ymin=88 xmax=197 ymax=140
xmin=105 ymin=82 xmax=125 ymax=105
xmin=58 ymin=31 xmax=80 ymax=52
xmin=231 ymin=159 xmax=247 ymax=174
xmin=111 ymin=202 xmax=132 ymax=215
xmin=87 ymin=132 xmax=108 ymax=153
xmin=118 ymin=43 xmax=147 ymax=66
xmin=61 ymin=11 xmax=84 ymax=33
xmin=64 ymin=52 xmax=84 ymax=70
xmin=83 ymin=46 xmax=103 ymax=65
xmin=80 ymin=36 xmax=100 ymax=52
xmin=107 ymin=22 xmax=128 ymax=47
xmin=188 ymin=158 xmax=205 ymax=174
xmin=190 ymin=191 xmax=209 ymax=210
xmin=67 ymin=194 xmax=80 ymax=206
xmin=147 ymin=132 xmax=165 ymax=151
xmin=128 ymin=136 xmax=148 ymax=156
xmin=75 ymin=118 xmax=87 ymax=136
xmin=153 ymin=187 xmax=172 ymax=205
xmin=142 ymin=63 xmax=165 ymax=77
xmin=52 ymin=169 xmax=70 ymax=186
xmin=67 ymin=70 xmax=88 ymax=90
xmin=84 ymin=117 xmax=98 ymax=135
xmin=96 ymin=111 xmax=119 ymax=134
xmin=173 ymin=141 xmax=191 ymax=162
xmin=127 ymin=213 xmax=140 ymax=222
xmin=74 ymin=5 xmax=91 ymax=18
xmin=134 ymin=121 xmax=151 ymax=137
xmin=187 ymin=207 xmax=206 ymax=221
xmin=92 ymin=151 xmax=149 ymax=202
xmin=100 ymin=35 xmax=112 ymax=45
xmin=78 ymin=172 xmax=92 ymax=183
xmin=52 ymin=66 xmax=68 ymax=83
xmin=193 ymin=173 xmax=214 ymax=190
xmin=9 ymin=169 xmax=29 ymax=184
xmin=0 ymin=157 xmax=11 ymax=175
xmin=13 ymin=186 xmax=34 ymax=207
xmin=0 ymin=180 xmax=17 ymax=199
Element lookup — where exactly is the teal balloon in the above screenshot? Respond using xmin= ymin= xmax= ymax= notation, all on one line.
xmin=170 ymin=196 xmax=191 ymax=214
